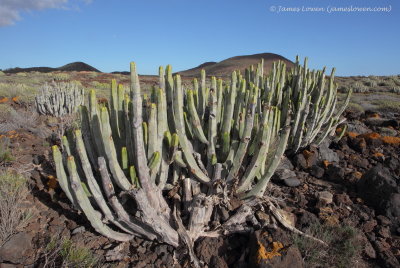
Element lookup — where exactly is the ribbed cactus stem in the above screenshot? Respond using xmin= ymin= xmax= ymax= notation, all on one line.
xmin=67 ymin=155 xmax=133 ymax=241
xmin=99 ymin=106 xmax=131 ymax=190
xmin=207 ymin=87 xmax=217 ymax=171
xmin=221 ymin=71 xmax=237 ymax=136
xmin=216 ymin=79 xmax=223 ymax=123
xmin=226 ymin=85 xmax=257 ymax=182
xmin=171 ymin=74 xmax=210 ymax=184
xmin=147 ymin=103 xmax=158 ymax=159
xmin=186 ymin=90 xmax=208 ymax=144
xmin=198 ymin=69 xmax=206 ymax=120
xmin=245 ymin=124 xmax=291 ymax=198
xmin=156 ymin=88 xmax=170 ymax=189
xmin=52 ymin=146 xmax=76 ymax=206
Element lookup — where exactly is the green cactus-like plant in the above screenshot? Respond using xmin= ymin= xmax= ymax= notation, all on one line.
xmin=52 ymin=57 xmax=347 ymax=263
xmin=35 ymin=81 xmax=84 ymax=117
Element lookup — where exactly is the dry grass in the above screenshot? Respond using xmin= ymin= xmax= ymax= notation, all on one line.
xmin=0 ymin=171 xmax=31 ymax=246
xmin=370 ymin=99 xmax=400 ymax=113
xmin=292 ymin=223 xmax=361 ymax=268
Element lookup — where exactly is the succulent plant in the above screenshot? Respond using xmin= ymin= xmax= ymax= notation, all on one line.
xmin=52 ymin=57 xmax=346 ymax=265
xmin=35 ymin=81 xmax=84 ymax=117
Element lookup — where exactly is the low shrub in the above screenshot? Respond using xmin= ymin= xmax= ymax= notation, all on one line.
xmin=0 ymin=171 xmax=31 ymax=246
xmin=292 ymin=223 xmax=361 ymax=268
xmin=0 ymin=137 xmax=13 ymax=163
xmin=41 ymin=237 xmax=101 ymax=267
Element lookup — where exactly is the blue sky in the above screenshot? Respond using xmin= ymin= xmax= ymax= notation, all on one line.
xmin=0 ymin=0 xmax=399 ymax=76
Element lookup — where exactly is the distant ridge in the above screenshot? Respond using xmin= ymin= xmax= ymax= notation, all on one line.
xmin=58 ymin=62 xmax=100 ymax=72
xmin=178 ymin=53 xmax=294 ymax=77
xmin=3 ymin=61 xmax=100 ymax=74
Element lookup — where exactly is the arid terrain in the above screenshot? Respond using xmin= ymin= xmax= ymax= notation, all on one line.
xmin=0 ymin=54 xmax=399 ymax=268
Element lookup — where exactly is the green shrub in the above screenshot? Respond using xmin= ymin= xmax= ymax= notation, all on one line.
xmin=43 ymin=237 xmax=101 ymax=267
xmin=346 ymin=102 xmax=364 ymax=113
xmin=292 ymin=223 xmax=361 ymax=268
xmin=0 ymin=137 xmax=13 ymax=163
xmin=391 ymin=86 xmax=400 ymax=94
xmin=351 ymin=81 xmax=368 ymax=93
xmin=0 ymin=171 xmax=31 ymax=246
xmin=371 ymin=99 xmax=400 ymax=113
xmin=364 ymin=79 xmax=377 ymax=87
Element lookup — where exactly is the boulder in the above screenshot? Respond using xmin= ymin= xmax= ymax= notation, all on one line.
xmin=283 ymin=178 xmax=301 ymax=187
xmin=310 ymin=165 xmax=324 ymax=178
xmin=325 ymin=165 xmax=345 ymax=182
xmin=248 ymin=230 xmax=304 ymax=268
xmin=357 ymin=165 xmax=400 ymax=225
xmin=347 ymin=121 xmax=371 ymax=134
xmin=0 ymin=232 xmax=32 ymax=264
xmin=318 ymin=140 xmax=339 ymax=163
xmin=317 ymin=191 xmax=333 ymax=207
xmin=365 ymin=118 xmax=398 ymax=128
xmin=272 ymin=169 xmax=297 ymax=182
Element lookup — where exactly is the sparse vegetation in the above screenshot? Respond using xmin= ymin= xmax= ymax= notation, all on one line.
xmin=41 ymin=237 xmax=101 ymax=268
xmin=0 ymin=171 xmax=31 ymax=246
xmin=16 ymin=72 xmax=27 ymax=77
xmin=370 ymin=99 xmax=400 ymax=113
xmin=53 ymin=73 xmax=71 ymax=81
xmin=351 ymin=81 xmax=368 ymax=93
xmin=0 ymin=137 xmax=13 ymax=163
xmin=346 ymin=102 xmax=365 ymax=113
xmin=364 ymin=78 xmax=377 ymax=87
xmin=90 ymin=80 xmax=110 ymax=89
xmin=0 ymin=83 xmax=37 ymax=101
xmin=391 ymin=86 xmax=400 ymax=94
xmin=292 ymin=223 xmax=361 ymax=268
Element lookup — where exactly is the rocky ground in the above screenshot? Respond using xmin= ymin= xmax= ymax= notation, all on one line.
xmin=0 ymin=100 xmax=399 ymax=268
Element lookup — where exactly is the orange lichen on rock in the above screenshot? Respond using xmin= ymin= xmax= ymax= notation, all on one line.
xmin=368 ymin=113 xmax=380 ymax=118
xmin=353 ymin=171 xmax=363 ymax=179
xmin=358 ymin=132 xmax=381 ymax=140
xmin=319 ymin=207 xmax=339 ymax=226
xmin=346 ymin=132 xmax=359 ymax=138
xmin=257 ymin=241 xmax=284 ymax=263
xmin=381 ymin=136 xmax=400 ymax=145
xmin=12 ymin=96 xmax=19 ymax=102
xmin=373 ymin=152 xmax=384 ymax=158
xmin=302 ymin=149 xmax=313 ymax=158
xmin=0 ymin=97 xmax=9 ymax=103
xmin=322 ymin=160 xmax=331 ymax=168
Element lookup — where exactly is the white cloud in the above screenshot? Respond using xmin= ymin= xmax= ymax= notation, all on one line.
xmin=0 ymin=0 xmax=91 ymax=26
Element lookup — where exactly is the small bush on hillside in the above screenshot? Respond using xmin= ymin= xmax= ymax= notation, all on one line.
xmin=292 ymin=223 xmax=361 ymax=268
xmin=351 ymin=81 xmax=368 ymax=93
xmin=0 ymin=137 xmax=13 ymax=164
xmin=391 ymin=86 xmax=400 ymax=94
xmin=41 ymin=237 xmax=101 ymax=268
xmin=364 ymin=79 xmax=377 ymax=87
xmin=0 ymin=171 xmax=31 ymax=246
xmin=53 ymin=73 xmax=71 ymax=81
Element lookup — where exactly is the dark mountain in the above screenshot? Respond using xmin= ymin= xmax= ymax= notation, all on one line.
xmin=178 ymin=53 xmax=294 ymax=77
xmin=3 ymin=62 xmax=100 ymax=74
